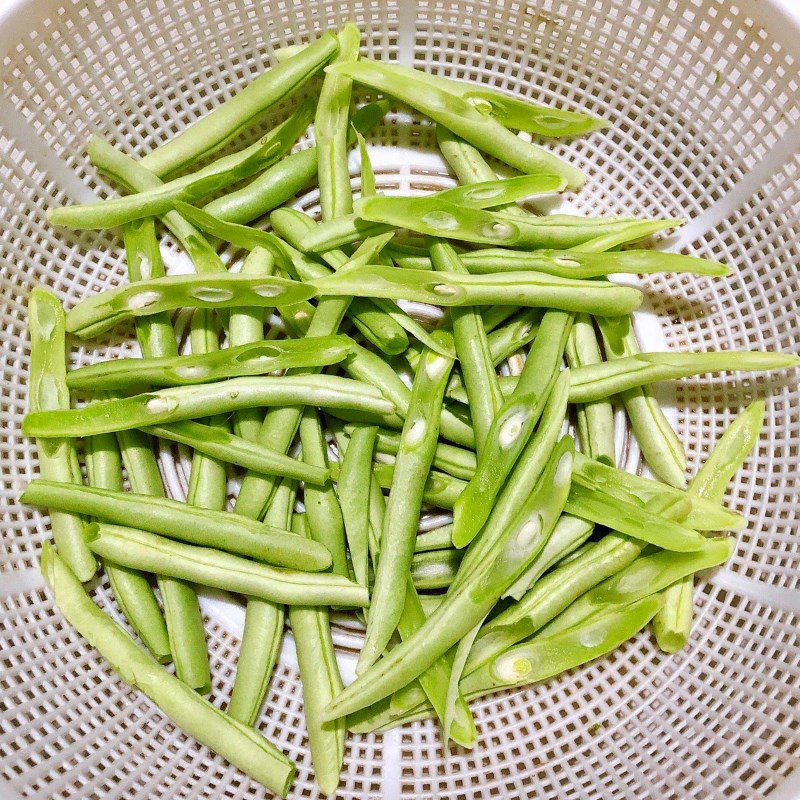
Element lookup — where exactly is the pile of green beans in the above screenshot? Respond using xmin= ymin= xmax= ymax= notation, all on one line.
xmin=25 ymin=23 xmax=798 ymax=799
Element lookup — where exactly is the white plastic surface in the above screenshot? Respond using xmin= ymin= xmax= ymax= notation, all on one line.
xmin=1 ymin=1 xmax=800 ymax=798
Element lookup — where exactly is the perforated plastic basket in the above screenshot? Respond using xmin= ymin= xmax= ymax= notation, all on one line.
xmin=2 ymin=1 xmax=800 ymax=798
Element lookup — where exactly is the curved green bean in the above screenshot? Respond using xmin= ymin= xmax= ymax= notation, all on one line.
xmin=85 ymin=524 xmax=368 ymax=607
xmin=22 ymin=480 xmax=331 ymax=571
xmin=139 ymin=30 xmax=338 ymax=177
xmin=27 ymin=287 xmax=97 ymax=581
xmin=327 ymin=60 xmax=586 ymax=187
xmin=24 ymin=374 xmax=396 ymax=437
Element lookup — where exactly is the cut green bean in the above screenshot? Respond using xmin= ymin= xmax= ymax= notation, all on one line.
xmin=204 ymin=100 xmax=390 ymax=224
xmin=288 ymin=514 xmax=346 ymax=795
xmin=323 ymin=437 xmax=573 ymax=720
xmin=300 ymin=408 xmax=349 ymax=576
xmin=431 ymin=240 xmax=502 ymax=455
xmin=355 ymin=127 xmax=376 ymax=197
xmin=317 ymin=22 xmax=360 ymax=221
xmin=27 ymin=288 xmax=97 ymax=581
xmin=452 ymin=311 xmax=573 ymax=548
xmin=49 ymin=103 xmax=313 ymax=229
xmin=140 ymin=31 xmax=338 ymax=177
xmin=86 ymin=523 xmax=367 ymax=607
xmin=390 ymin=245 xmax=729 ymax=277
xmin=25 ymin=374 xmax=395 ymax=437
xmin=145 ymin=420 xmax=327 ymax=483
xmin=65 ymin=273 xmax=314 ymax=338
xmin=336 ymin=424 xmax=377 ymax=586
xmin=312 ymin=266 xmax=642 ymax=316
xmin=85 ymin=432 xmax=171 ymax=663
xmin=22 ymin=480 xmax=332 ymax=571
xmin=67 ymin=335 xmax=353 ymax=390
xmin=227 ymin=479 xmax=294 ymax=726
xmin=353 ymin=194 xmax=680 ymax=249
xmin=414 ymin=524 xmax=456 ymax=553
xmin=40 ymin=543 xmax=296 ymax=797
xmin=328 ymin=60 xmax=586 ymax=187
xmin=566 ymin=314 xmax=616 ymax=465
xmin=410 ymin=548 xmax=462 ymax=590
xmin=358 ymin=335 xmax=455 ymax=672
xmin=596 ymin=314 xmax=687 ymax=488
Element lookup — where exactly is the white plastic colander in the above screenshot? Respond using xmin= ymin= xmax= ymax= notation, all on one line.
xmin=2 ymin=1 xmax=800 ymax=798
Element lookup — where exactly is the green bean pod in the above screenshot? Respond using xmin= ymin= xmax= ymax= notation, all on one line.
xmin=358 ymin=335 xmax=455 ymax=672
xmin=65 ymin=273 xmax=315 ymax=338
xmin=27 ymin=287 xmax=97 ymax=581
xmin=40 ymin=543 xmax=296 ymax=797
xmin=410 ymin=548 xmax=462 ymax=590
xmin=22 ymin=480 xmax=332 ymax=571
xmin=139 ymin=31 xmax=338 ymax=177
xmin=24 ymin=374 xmax=395 ymax=437
xmin=49 ymin=103 xmax=313 ymax=229
xmin=67 ymin=335 xmax=353 ymax=390
xmin=327 ymin=60 xmax=586 ymax=187
xmin=312 ymin=266 xmax=642 ymax=316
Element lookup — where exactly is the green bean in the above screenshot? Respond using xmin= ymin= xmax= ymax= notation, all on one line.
xmin=317 ymin=22 xmax=360 ymax=221
xmin=410 ymin=548 xmax=462 ymax=590
xmin=269 ymin=208 xmax=410 ymax=355
xmin=85 ymin=431 xmax=171 ymax=663
xmin=464 ymin=532 xmax=643 ymax=677
xmin=541 ymin=536 xmax=734 ymax=639
xmin=389 ymin=244 xmax=729 ymax=277
xmin=49 ymin=103 xmax=313 ymax=229
xmin=287 ymin=514 xmax=346 ymax=794
xmin=27 ymin=288 xmax=97 ymax=581
xmin=564 ymin=482 xmax=705 ymax=551
xmin=122 ymin=217 xmax=178 ymax=356
xmin=312 ymin=266 xmax=642 ymax=316
xmin=437 ymin=124 xmax=507 ymax=184
xmin=117 ymin=222 xmax=209 ymax=691
xmin=65 ymin=273 xmax=314 ymax=338
xmin=568 ymin=350 xmax=799 ymax=402
xmin=452 ymin=311 xmax=573 ymax=548
xmin=336 ymin=424 xmax=377 ymax=586
xmin=86 ymin=524 xmax=367 ymax=607
xmin=184 ymin=309 xmax=228 ymax=513
xmin=139 ymin=31 xmax=338 ymax=178
xmin=596 ymin=314 xmax=686 ymax=488
xmin=204 ymin=100 xmax=390 ymax=224
xmin=570 ymin=451 xmax=744 ymax=531
xmin=227 ymin=479 xmax=293 ymax=726
xmin=67 ymin=335 xmax=353 ymax=390
xmin=566 ymin=314 xmax=616 ymax=465
xmin=300 ymin=408 xmax=349 ymax=576
xmin=24 ymin=374 xmax=396 ymax=437
xmin=653 ymin=400 xmax=765 ymax=653
xmin=354 ymin=127 xmax=376 ymax=197
xmin=471 ymin=596 xmax=660 ymax=694
xmin=39 ymin=543 xmax=296 ymax=796
xmin=23 ymin=480 xmax=331 ymax=571
xmin=358 ymin=336 xmax=455 ymax=672
xmin=228 ymin=248 xmax=275 ymax=441
xmin=323 ymin=437 xmax=573 ymax=720
xmin=328 ymin=60 xmax=585 ymax=187
xmin=353 ymin=193 xmax=681 ymax=249
xmin=88 ymin=137 xmax=227 ymax=276
xmin=144 ymin=420 xmax=327 ymax=483
xmin=414 ymin=524 xmax=455 ymax=553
